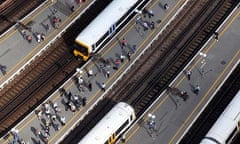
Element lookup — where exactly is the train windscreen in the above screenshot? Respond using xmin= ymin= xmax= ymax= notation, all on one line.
xmin=74 ymin=44 xmax=88 ymax=56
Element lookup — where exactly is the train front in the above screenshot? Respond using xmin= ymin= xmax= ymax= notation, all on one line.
xmin=74 ymin=39 xmax=91 ymax=61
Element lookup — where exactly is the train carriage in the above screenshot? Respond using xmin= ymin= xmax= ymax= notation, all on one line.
xmin=73 ymin=0 xmax=146 ymax=61
xmin=200 ymin=90 xmax=240 ymax=144
xmin=78 ymin=102 xmax=136 ymax=144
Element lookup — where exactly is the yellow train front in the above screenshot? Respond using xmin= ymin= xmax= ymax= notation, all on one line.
xmin=78 ymin=102 xmax=136 ymax=144
xmin=74 ymin=0 xmax=146 ymax=61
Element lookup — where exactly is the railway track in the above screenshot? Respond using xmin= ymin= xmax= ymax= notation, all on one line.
xmin=61 ymin=0 xmax=239 ymax=143
xmin=0 ymin=0 xmax=112 ymax=138
xmin=0 ymin=0 xmax=45 ymax=35
xmin=130 ymin=0 xmax=239 ymax=116
xmin=180 ymin=63 xmax=240 ymax=144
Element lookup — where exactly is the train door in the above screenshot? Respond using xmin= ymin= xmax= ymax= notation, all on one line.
xmin=109 ymin=24 xmax=116 ymax=36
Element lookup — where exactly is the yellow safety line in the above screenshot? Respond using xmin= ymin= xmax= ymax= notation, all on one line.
xmin=168 ymin=10 xmax=240 ymax=144
xmin=50 ymin=0 xmax=181 ymax=142
xmin=0 ymin=1 xmax=86 ymax=83
xmin=126 ymin=5 xmax=240 ymax=144
xmin=2 ymin=0 xmax=185 ymax=143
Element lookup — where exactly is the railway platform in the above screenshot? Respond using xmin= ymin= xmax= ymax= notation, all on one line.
xmin=0 ymin=0 xmax=184 ymax=143
xmin=0 ymin=0 xmax=93 ymax=87
xmin=124 ymin=8 xmax=240 ymax=144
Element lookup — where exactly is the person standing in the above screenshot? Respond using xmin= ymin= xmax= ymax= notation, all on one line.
xmin=121 ymin=38 xmax=127 ymax=49
xmin=120 ymin=53 xmax=125 ymax=63
xmin=194 ymin=84 xmax=200 ymax=95
xmin=87 ymin=69 xmax=94 ymax=77
xmin=101 ymin=82 xmax=106 ymax=92
xmin=106 ymin=70 xmax=110 ymax=78
xmin=127 ymin=51 xmax=132 ymax=61
xmin=186 ymin=70 xmax=192 ymax=80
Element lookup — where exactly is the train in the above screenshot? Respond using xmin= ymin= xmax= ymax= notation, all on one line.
xmin=200 ymin=90 xmax=240 ymax=144
xmin=78 ymin=102 xmax=136 ymax=144
xmin=73 ymin=0 xmax=148 ymax=61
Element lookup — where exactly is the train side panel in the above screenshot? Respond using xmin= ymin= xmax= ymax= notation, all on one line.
xmin=200 ymin=91 xmax=240 ymax=144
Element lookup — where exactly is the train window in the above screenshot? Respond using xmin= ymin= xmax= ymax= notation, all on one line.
xmin=74 ymin=43 xmax=88 ymax=56
xmin=130 ymin=115 xmax=133 ymax=121
xmin=116 ymin=120 xmax=129 ymax=135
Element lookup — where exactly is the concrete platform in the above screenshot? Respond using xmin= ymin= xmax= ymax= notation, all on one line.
xmin=0 ymin=0 xmax=95 ymax=88
xmin=0 ymin=0 xmax=185 ymax=143
xmin=124 ymin=8 xmax=240 ymax=144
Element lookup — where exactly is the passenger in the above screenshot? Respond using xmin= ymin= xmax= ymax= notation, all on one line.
xmin=87 ymin=69 xmax=94 ymax=77
xmin=114 ymin=58 xmax=121 ymax=70
xmin=120 ymin=53 xmax=125 ymax=63
xmin=60 ymin=115 xmax=66 ymax=125
xmin=121 ymin=38 xmax=127 ymax=49
xmin=26 ymin=35 xmax=32 ymax=43
xmin=213 ymin=32 xmax=219 ymax=41
xmin=41 ymin=33 xmax=46 ymax=41
xmin=51 ymin=114 xmax=57 ymax=121
xmin=164 ymin=3 xmax=169 ymax=10
xmin=131 ymin=45 xmax=137 ymax=53
xmin=150 ymin=21 xmax=155 ymax=29
xmin=68 ymin=101 xmax=76 ymax=112
xmin=71 ymin=5 xmax=75 ymax=12
xmin=35 ymin=128 xmax=41 ymax=138
xmin=127 ymin=51 xmax=132 ymax=61
xmin=105 ymin=70 xmax=110 ymax=78
xmin=104 ymin=58 xmax=111 ymax=68
xmin=147 ymin=9 xmax=154 ymax=18
xmin=45 ymin=23 xmax=50 ymax=31
xmin=36 ymin=33 xmax=41 ymax=43
xmin=78 ymin=77 xmax=84 ymax=85
xmin=186 ymin=70 xmax=192 ymax=80
xmin=180 ymin=91 xmax=188 ymax=101
xmin=142 ymin=22 xmax=149 ymax=31
xmin=36 ymin=109 xmax=43 ymax=120
xmin=101 ymin=82 xmax=106 ymax=92
xmin=194 ymin=85 xmax=200 ymax=95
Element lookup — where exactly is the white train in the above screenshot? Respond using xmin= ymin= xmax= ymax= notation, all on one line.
xmin=78 ymin=102 xmax=136 ymax=144
xmin=73 ymin=0 xmax=148 ymax=61
xmin=200 ymin=90 xmax=240 ymax=144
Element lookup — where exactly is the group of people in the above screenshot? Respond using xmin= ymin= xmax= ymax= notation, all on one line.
xmin=34 ymin=100 xmax=67 ymax=143
xmin=135 ymin=8 xmax=156 ymax=31
xmin=20 ymin=14 xmax=62 ymax=43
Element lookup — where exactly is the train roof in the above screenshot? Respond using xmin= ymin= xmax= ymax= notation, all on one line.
xmin=78 ymin=102 xmax=135 ymax=144
xmin=201 ymin=90 xmax=240 ymax=144
xmin=75 ymin=0 xmax=138 ymax=47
